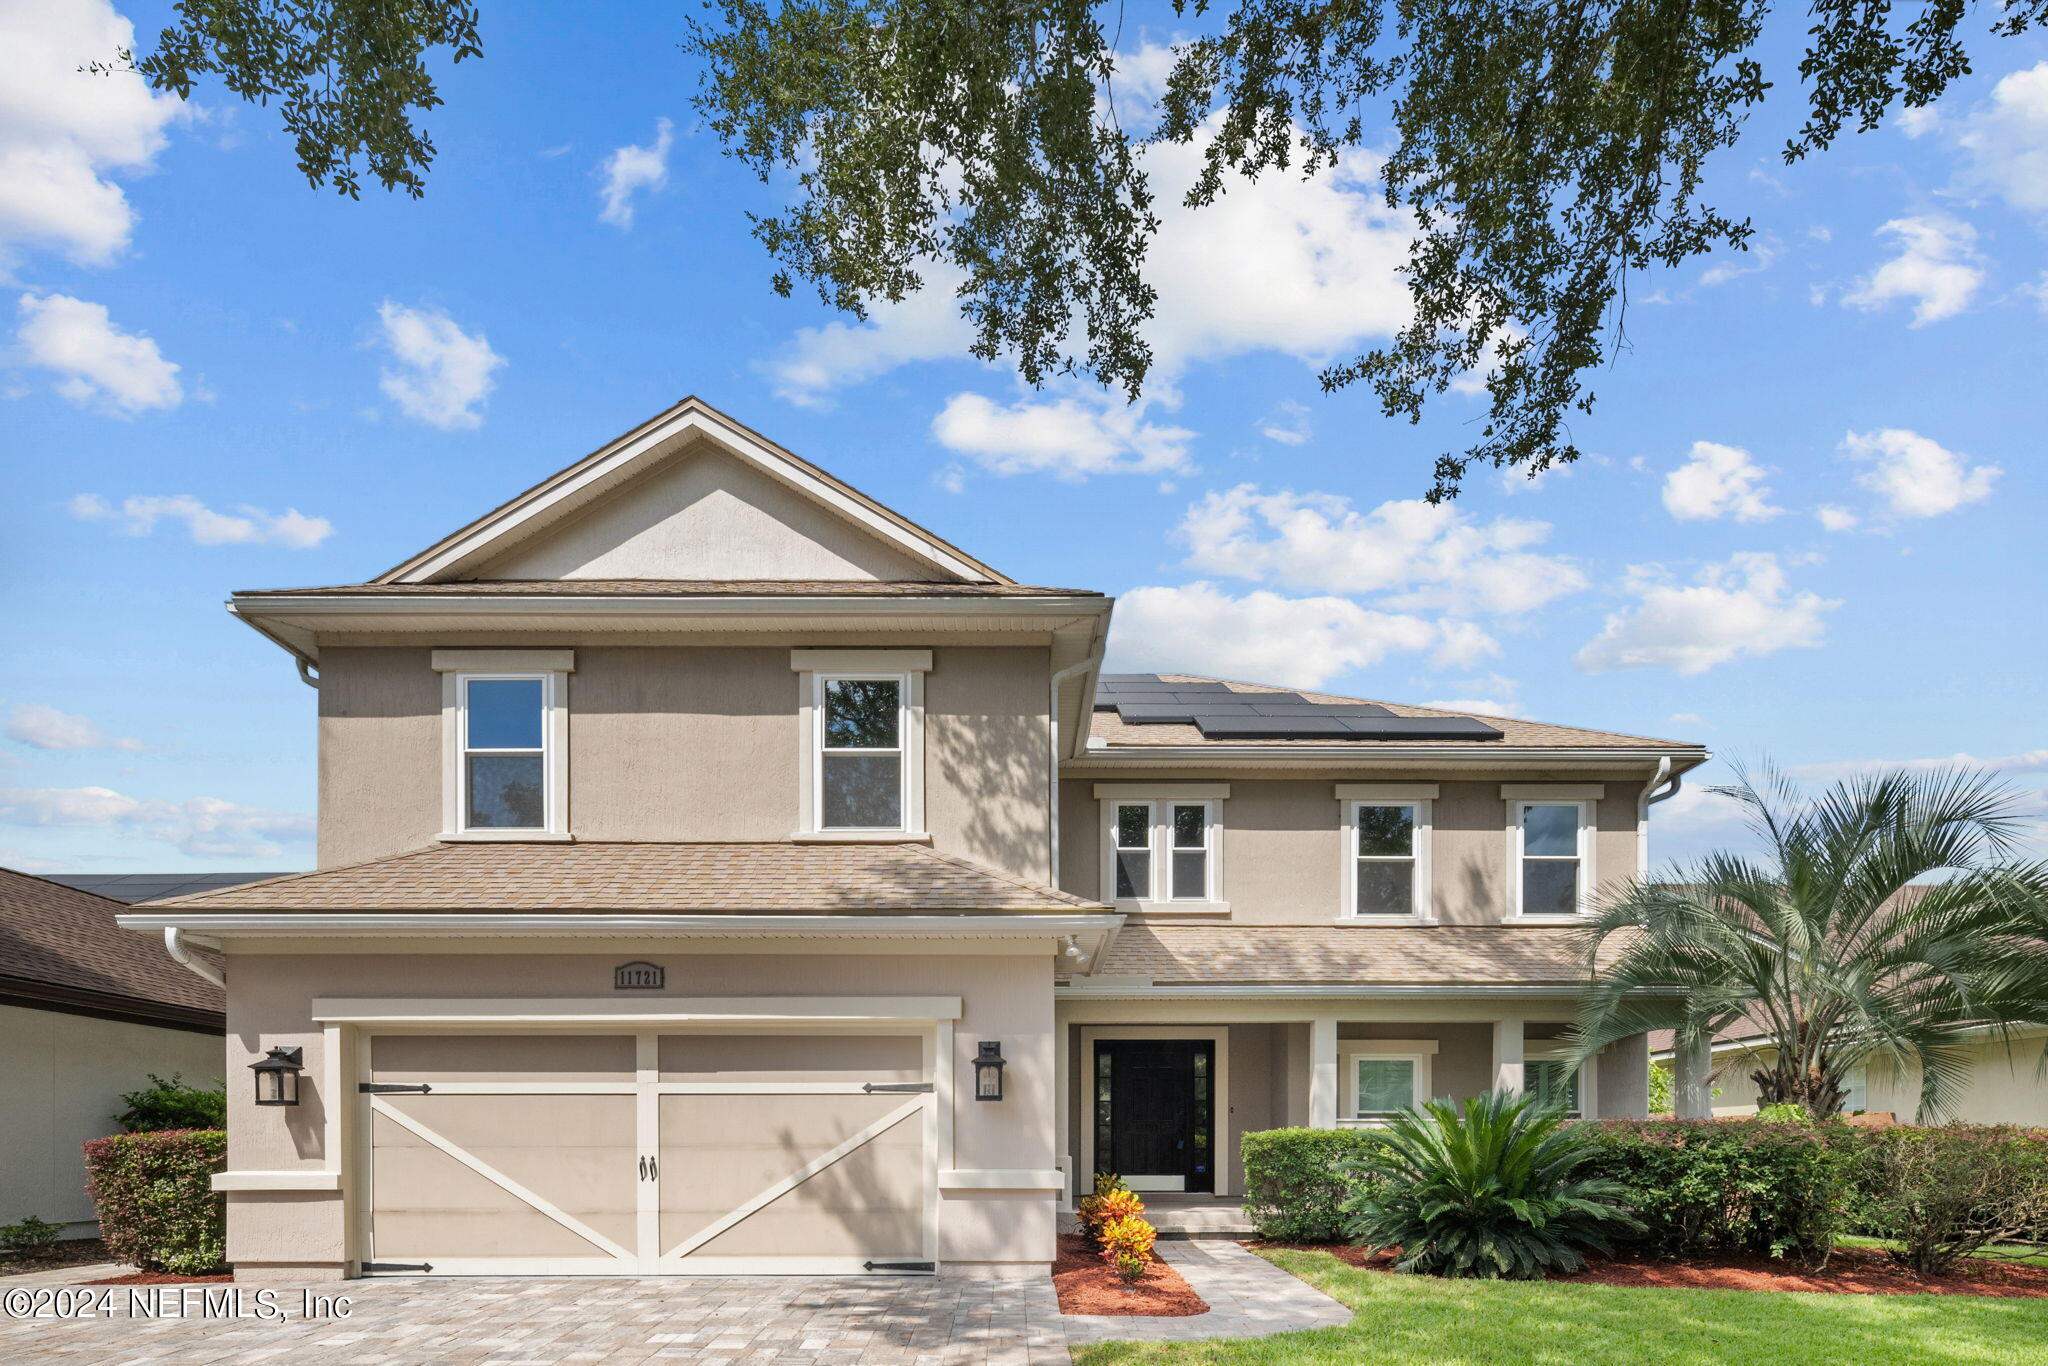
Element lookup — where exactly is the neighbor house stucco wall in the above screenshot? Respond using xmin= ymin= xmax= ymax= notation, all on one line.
xmin=317 ymin=645 xmax=1051 ymax=881
xmin=0 ymin=1003 xmax=221 ymax=1233
xmin=1056 ymin=774 xmax=1647 ymax=923
xmin=1687 ymin=1031 xmax=2048 ymax=1124
xmin=222 ymin=948 xmax=1059 ymax=1280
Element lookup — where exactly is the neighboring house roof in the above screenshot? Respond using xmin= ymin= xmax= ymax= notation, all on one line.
xmin=46 ymin=872 xmax=289 ymax=904
xmin=1084 ymin=923 xmax=1619 ymax=988
xmin=1090 ymin=674 xmax=1705 ymax=752
xmin=0 ymin=866 xmax=224 ymax=1032
xmin=234 ymin=579 xmax=1101 ymax=599
xmin=135 ymin=841 xmax=1106 ymax=914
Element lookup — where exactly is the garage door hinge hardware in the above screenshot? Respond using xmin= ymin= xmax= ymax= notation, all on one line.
xmin=358 ymin=1082 xmax=433 ymax=1094
xmin=861 ymin=1082 xmax=934 ymax=1093
xmin=862 ymin=1261 xmax=935 ymax=1273
xmin=362 ymin=1262 xmax=433 ymax=1273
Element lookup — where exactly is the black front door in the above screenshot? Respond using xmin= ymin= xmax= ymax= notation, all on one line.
xmin=1094 ymin=1039 xmax=1215 ymax=1192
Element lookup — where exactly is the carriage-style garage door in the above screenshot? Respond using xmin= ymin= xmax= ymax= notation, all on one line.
xmin=359 ymin=1031 xmax=933 ymax=1276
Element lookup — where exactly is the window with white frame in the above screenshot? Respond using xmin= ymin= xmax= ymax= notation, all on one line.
xmin=817 ymin=675 xmax=908 ymax=830
xmin=1344 ymin=1053 xmax=1430 ymax=1121
xmin=456 ymin=674 xmax=556 ymax=832
xmin=1515 ymin=801 xmax=1592 ymax=917
xmin=1841 ymin=1064 xmax=1867 ymax=1113
xmin=1525 ymin=1057 xmax=1583 ymax=1118
xmin=1348 ymin=801 xmax=1428 ymax=918
xmin=1104 ymin=799 xmax=1219 ymax=904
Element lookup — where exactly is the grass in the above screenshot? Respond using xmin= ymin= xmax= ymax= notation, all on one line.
xmin=1835 ymin=1234 xmax=2048 ymax=1268
xmin=1067 ymin=1248 xmax=2048 ymax=1366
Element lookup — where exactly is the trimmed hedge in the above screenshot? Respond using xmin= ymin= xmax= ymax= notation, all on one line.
xmin=83 ymin=1129 xmax=227 ymax=1274
xmin=1576 ymin=1120 xmax=1857 ymax=1267
xmin=1241 ymin=1127 xmax=1384 ymax=1241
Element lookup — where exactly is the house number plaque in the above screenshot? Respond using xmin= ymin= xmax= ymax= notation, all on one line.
xmin=614 ymin=961 xmax=664 ymax=990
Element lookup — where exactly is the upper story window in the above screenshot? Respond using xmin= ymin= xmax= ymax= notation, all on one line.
xmin=1095 ymin=784 xmax=1228 ymax=910
xmin=792 ymin=650 xmax=929 ymax=837
xmin=1336 ymin=785 xmax=1437 ymax=922
xmin=1504 ymin=785 xmax=1602 ymax=920
xmin=433 ymin=650 xmax=574 ymax=841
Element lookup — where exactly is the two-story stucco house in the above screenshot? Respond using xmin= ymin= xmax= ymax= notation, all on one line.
xmin=120 ymin=399 xmax=1708 ymax=1284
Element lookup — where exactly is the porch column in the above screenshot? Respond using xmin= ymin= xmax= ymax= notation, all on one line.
xmin=1673 ymin=1033 xmax=1713 ymax=1119
xmin=1053 ymin=1019 xmax=1073 ymax=1209
xmin=1492 ymin=1016 xmax=1525 ymax=1094
xmin=1308 ymin=1018 xmax=1339 ymax=1128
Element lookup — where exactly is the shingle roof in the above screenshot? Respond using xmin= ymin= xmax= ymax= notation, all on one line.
xmin=139 ymin=841 xmax=1107 ymax=914
xmin=1089 ymin=923 xmax=1618 ymax=987
xmin=0 ymin=866 xmax=224 ymax=1026
xmin=235 ymin=579 xmax=1101 ymax=599
xmin=1091 ymin=674 xmax=1703 ymax=751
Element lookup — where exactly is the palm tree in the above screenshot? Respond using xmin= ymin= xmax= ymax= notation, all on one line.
xmin=1572 ymin=763 xmax=2048 ymax=1119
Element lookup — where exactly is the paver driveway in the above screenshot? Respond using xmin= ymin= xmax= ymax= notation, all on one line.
xmin=0 ymin=1273 xmax=1071 ymax=1366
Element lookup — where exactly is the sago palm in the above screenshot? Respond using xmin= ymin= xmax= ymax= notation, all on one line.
xmin=1574 ymin=763 xmax=2048 ymax=1119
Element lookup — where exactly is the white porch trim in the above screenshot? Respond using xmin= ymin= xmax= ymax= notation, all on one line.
xmin=310 ymin=996 xmax=963 ymax=1024
xmin=1077 ymin=1026 xmax=1231 ymax=1199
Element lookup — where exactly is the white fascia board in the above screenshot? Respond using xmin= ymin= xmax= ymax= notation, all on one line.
xmin=231 ymin=593 xmax=1112 ymax=620
xmin=116 ymin=911 xmax=1120 ymax=940
xmin=1055 ymin=982 xmax=1682 ymax=999
xmin=1071 ymin=746 xmax=1710 ymax=766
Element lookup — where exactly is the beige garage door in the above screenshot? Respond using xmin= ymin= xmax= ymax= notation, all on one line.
xmin=360 ymin=1031 xmax=933 ymax=1276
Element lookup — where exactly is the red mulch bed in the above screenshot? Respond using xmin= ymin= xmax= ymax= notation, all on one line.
xmin=83 ymin=1272 xmax=234 ymax=1285
xmin=1054 ymin=1234 xmax=1210 ymax=1316
xmin=1249 ymin=1242 xmax=2048 ymax=1299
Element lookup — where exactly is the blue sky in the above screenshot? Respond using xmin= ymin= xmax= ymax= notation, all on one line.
xmin=2 ymin=2 xmax=2044 ymax=874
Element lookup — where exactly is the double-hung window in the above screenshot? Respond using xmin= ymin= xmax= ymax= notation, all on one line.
xmin=1506 ymin=788 xmax=1600 ymax=919
xmin=1336 ymin=785 xmax=1436 ymax=921
xmin=1098 ymin=786 xmax=1225 ymax=907
xmin=435 ymin=650 xmax=573 ymax=839
xmin=793 ymin=650 xmax=929 ymax=836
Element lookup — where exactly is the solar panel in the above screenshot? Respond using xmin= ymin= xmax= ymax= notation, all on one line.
xmin=1094 ymin=673 xmax=1502 ymax=741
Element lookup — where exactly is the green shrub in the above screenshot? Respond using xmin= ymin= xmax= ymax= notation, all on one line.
xmin=1754 ymin=1102 xmax=1812 ymax=1124
xmin=1847 ymin=1125 xmax=2048 ymax=1274
xmin=1647 ymin=1062 xmax=1673 ymax=1114
xmin=115 ymin=1073 xmax=227 ymax=1133
xmin=1340 ymin=1091 xmax=1641 ymax=1280
xmin=82 ymin=1130 xmax=227 ymax=1274
xmin=1240 ymin=1127 xmax=1385 ymax=1241
xmin=0 ymin=1216 xmax=64 ymax=1260
xmin=1578 ymin=1119 xmax=1856 ymax=1267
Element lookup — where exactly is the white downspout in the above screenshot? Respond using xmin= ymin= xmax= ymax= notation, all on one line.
xmin=1638 ymin=756 xmax=1680 ymax=876
xmin=163 ymin=926 xmax=225 ymax=990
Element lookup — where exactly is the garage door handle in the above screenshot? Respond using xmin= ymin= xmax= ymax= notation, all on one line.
xmin=638 ymin=1156 xmax=647 ymax=1180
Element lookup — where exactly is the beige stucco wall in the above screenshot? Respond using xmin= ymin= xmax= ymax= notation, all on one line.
xmin=0 ymin=1003 xmax=222 ymax=1233
xmin=1693 ymin=1032 xmax=2048 ymax=1124
xmin=473 ymin=440 xmax=942 ymax=582
xmin=317 ymin=644 xmax=1051 ymax=881
xmin=222 ymin=948 xmax=1058 ymax=1280
xmin=1057 ymin=774 xmax=1647 ymax=923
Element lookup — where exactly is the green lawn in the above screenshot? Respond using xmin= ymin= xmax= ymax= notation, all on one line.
xmin=1068 ymin=1248 xmax=2048 ymax=1366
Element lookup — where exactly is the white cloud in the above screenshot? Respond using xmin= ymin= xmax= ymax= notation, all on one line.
xmin=1792 ymin=749 xmax=2048 ymax=781
xmin=1661 ymin=441 xmax=1782 ymax=523
xmin=1423 ymin=697 xmax=1524 ymax=718
xmin=1815 ymin=505 xmax=1859 ymax=533
xmin=1841 ymin=215 xmax=1984 ymax=326
xmin=1178 ymin=485 xmax=1586 ymax=617
xmin=597 ymin=117 xmax=673 ymax=229
xmin=5 ymin=703 xmax=142 ymax=751
xmin=0 ymin=784 xmax=312 ymax=858
xmin=1259 ymin=399 xmax=1311 ymax=446
xmin=1840 ymin=428 xmax=1999 ymax=520
xmin=929 ymin=390 xmax=1195 ymax=479
xmin=1105 ymin=583 xmax=1488 ymax=689
xmin=1699 ymin=234 xmax=1782 ymax=287
xmin=763 ymin=117 xmax=1415 ymax=406
xmin=374 ymin=301 xmax=505 ymax=430
xmin=0 ymin=1 xmax=184 ymax=267
xmin=1914 ymin=62 xmax=2048 ymax=215
xmin=70 ymin=492 xmax=332 ymax=547
xmin=1574 ymin=553 xmax=1838 ymax=676
xmin=15 ymin=292 xmax=181 ymax=413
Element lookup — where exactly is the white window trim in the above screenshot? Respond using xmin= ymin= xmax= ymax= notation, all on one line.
xmin=1506 ymin=798 xmax=1598 ymax=921
xmin=798 ymin=670 xmax=926 ymax=836
xmin=1525 ymin=1042 xmax=1598 ymax=1119
xmin=1097 ymin=797 xmax=1227 ymax=914
xmin=1077 ymin=1026 xmax=1231 ymax=1198
xmin=1338 ymin=1039 xmax=1437 ymax=1125
xmin=1340 ymin=798 xmax=1435 ymax=923
xmin=441 ymin=670 xmax=571 ymax=841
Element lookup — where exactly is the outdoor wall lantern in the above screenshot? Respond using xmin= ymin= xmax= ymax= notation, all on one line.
xmin=251 ymin=1045 xmax=305 ymax=1107
xmin=972 ymin=1041 xmax=1006 ymax=1102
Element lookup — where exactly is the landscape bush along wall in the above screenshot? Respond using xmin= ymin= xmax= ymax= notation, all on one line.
xmin=82 ymin=1130 xmax=227 ymax=1275
xmin=1845 ymin=1125 xmax=2048 ymax=1274
xmin=1241 ymin=1127 xmax=1385 ymax=1241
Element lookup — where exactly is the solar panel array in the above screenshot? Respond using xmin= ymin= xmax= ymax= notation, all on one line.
xmin=1095 ymin=674 xmax=1504 ymax=742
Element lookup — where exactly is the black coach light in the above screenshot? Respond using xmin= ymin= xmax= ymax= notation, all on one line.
xmin=972 ymin=1041 xmax=1006 ymax=1102
xmin=251 ymin=1045 xmax=305 ymax=1107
